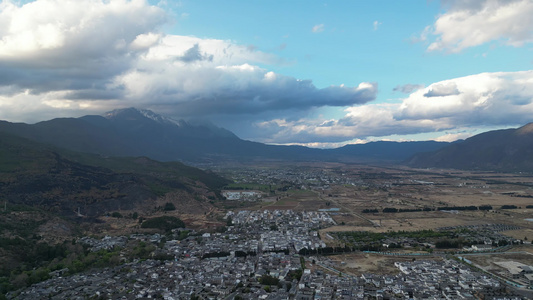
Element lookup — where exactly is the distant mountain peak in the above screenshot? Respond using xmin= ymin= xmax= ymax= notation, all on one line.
xmin=103 ymin=107 xmax=184 ymax=127
xmin=102 ymin=107 xmax=239 ymax=140
xmin=103 ymin=107 xmax=140 ymax=118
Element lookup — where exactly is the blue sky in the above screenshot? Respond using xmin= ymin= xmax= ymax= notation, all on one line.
xmin=0 ymin=0 xmax=532 ymax=147
xmin=171 ymin=1 xmax=437 ymax=96
xmin=170 ymin=1 xmax=529 ymax=90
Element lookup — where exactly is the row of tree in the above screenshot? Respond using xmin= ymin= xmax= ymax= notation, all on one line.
xmin=362 ymin=205 xmax=500 ymax=213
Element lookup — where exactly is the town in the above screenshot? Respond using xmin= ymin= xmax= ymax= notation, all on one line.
xmin=10 ymin=210 xmax=532 ymax=299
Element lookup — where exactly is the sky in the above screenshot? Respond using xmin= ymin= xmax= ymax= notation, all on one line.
xmin=0 ymin=0 xmax=532 ymax=148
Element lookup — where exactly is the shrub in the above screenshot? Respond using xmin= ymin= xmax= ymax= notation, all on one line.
xmin=163 ymin=202 xmax=176 ymax=211
xmin=111 ymin=212 xmax=123 ymax=218
xmin=141 ymin=216 xmax=185 ymax=232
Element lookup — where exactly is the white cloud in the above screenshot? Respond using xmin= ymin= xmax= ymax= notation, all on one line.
xmin=0 ymin=0 xmax=166 ymax=97
xmin=427 ymin=0 xmax=533 ymax=52
xmin=1 ymin=0 xmax=531 ymax=148
xmin=247 ymin=103 xmax=446 ymax=144
xmin=0 ymin=0 xmax=376 ymax=128
xmin=142 ymin=35 xmax=279 ymax=66
xmin=312 ymin=24 xmax=325 ymax=33
xmin=0 ymin=89 xmax=111 ymax=123
xmin=113 ymin=50 xmax=377 ymax=116
xmin=130 ymin=33 xmax=161 ymax=50
xmin=434 ymin=132 xmax=472 ymax=142
xmin=396 ymin=71 xmax=533 ymax=124
xmin=373 ymin=20 xmax=381 ymax=31
xmin=103 ymin=31 xmax=378 ymax=118
xmin=0 ymin=0 xmax=166 ymax=58
xmin=249 ymin=71 xmax=533 ymax=145
xmin=423 ymin=82 xmax=460 ymax=97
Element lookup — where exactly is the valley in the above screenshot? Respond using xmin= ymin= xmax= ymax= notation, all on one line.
xmin=218 ymin=163 xmax=533 ymax=239
xmin=2 ymin=111 xmax=533 ymax=299
xmin=3 ymin=160 xmax=533 ymax=299
xmin=2 ymin=0 xmax=532 ymax=297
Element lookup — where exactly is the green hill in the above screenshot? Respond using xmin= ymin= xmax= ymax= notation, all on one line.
xmin=0 ymin=131 xmax=230 ymax=217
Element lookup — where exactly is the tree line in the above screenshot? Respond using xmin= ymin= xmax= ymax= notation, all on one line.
xmin=362 ymin=205 xmax=513 ymax=213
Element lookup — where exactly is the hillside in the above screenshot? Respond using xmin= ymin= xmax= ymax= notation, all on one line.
xmin=407 ymin=123 xmax=533 ymax=172
xmin=330 ymin=141 xmax=449 ymax=162
xmin=0 ymin=131 xmax=230 ymax=217
xmin=0 ymin=131 xmax=233 ymax=295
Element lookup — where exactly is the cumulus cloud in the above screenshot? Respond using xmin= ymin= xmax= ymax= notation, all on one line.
xmin=0 ymin=89 xmax=114 ymax=123
xmin=142 ymin=35 xmax=279 ymax=66
xmin=423 ymin=82 xmax=460 ymax=97
xmin=247 ymin=103 xmax=449 ymax=144
xmin=427 ymin=0 xmax=533 ymax=52
xmin=111 ymin=33 xmax=377 ymax=117
xmin=0 ymin=0 xmax=166 ymax=98
xmin=2 ymin=0 xmax=531 ymax=147
xmin=114 ymin=56 xmax=377 ymax=116
xmin=178 ymin=44 xmax=213 ymax=63
xmin=249 ymin=71 xmax=533 ymax=145
xmin=396 ymin=71 xmax=533 ymax=124
xmin=0 ymin=0 xmax=376 ymax=129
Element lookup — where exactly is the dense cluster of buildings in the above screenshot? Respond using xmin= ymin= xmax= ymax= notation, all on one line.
xmin=222 ymin=191 xmax=263 ymax=201
xmin=226 ymin=168 xmax=361 ymax=191
xmin=12 ymin=254 xmax=519 ymax=299
xmin=9 ymin=210 xmax=530 ymax=299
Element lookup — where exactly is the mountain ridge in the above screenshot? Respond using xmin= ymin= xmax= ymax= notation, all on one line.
xmin=407 ymin=123 xmax=533 ymax=171
xmin=0 ymin=107 xmax=450 ymax=163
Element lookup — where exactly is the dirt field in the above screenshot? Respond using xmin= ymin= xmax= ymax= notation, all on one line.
xmin=321 ymin=252 xmax=441 ymax=276
xmin=502 ymin=228 xmax=533 ymax=240
xmin=462 ymin=246 xmax=533 ymax=282
xmin=311 ymin=166 xmax=533 ymax=238
xmin=223 ymin=163 xmax=533 ymax=240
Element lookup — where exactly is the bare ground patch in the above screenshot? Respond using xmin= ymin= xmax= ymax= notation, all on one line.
xmin=324 ymin=253 xmax=441 ymax=276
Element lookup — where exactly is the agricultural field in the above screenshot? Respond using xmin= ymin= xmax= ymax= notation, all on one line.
xmin=220 ymin=162 xmax=533 ymax=240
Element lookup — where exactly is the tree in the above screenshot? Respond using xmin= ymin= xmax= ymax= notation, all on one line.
xmin=111 ymin=212 xmax=123 ymax=218
xmin=163 ymin=202 xmax=176 ymax=211
xmin=259 ymin=275 xmax=279 ymax=286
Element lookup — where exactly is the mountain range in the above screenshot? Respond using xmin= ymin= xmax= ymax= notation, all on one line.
xmin=0 ymin=107 xmax=532 ymax=223
xmin=1 ymin=107 xmax=532 ymax=171
xmin=0 ymin=108 xmax=449 ymax=163
xmin=408 ymin=123 xmax=533 ymax=172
